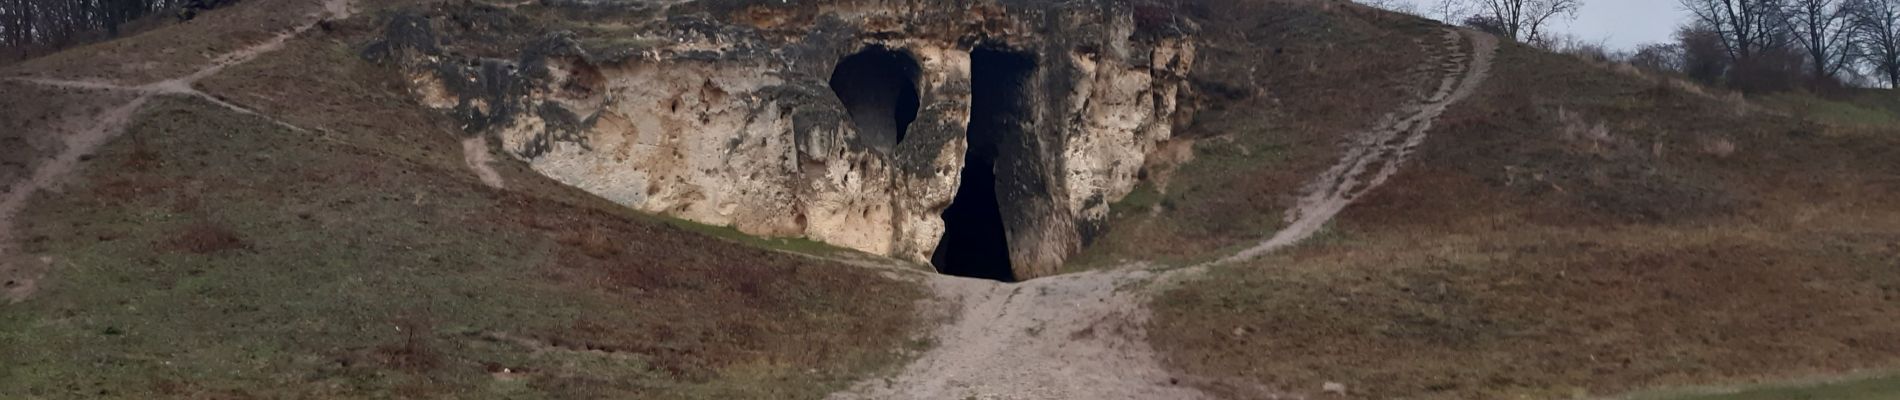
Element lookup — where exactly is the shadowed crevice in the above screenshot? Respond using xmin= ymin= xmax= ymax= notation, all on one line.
xmin=933 ymin=46 xmax=1036 ymax=282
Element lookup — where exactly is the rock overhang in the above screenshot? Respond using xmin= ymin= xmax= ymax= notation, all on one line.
xmin=367 ymin=0 xmax=1196 ymax=280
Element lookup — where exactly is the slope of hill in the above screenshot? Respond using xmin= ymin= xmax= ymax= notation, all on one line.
xmin=0 ymin=1 xmax=927 ymax=398
xmin=1143 ymin=2 xmax=1900 ymax=399
xmin=2 ymin=0 xmax=1897 ymax=399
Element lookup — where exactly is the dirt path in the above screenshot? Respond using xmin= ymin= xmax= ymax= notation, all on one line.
xmin=0 ymin=0 xmax=354 ymax=303
xmin=831 ymin=267 xmax=1210 ymax=400
xmin=829 ymin=30 xmax=1496 ymax=400
xmin=0 ymin=96 xmax=150 ymax=302
xmin=1217 ymin=29 xmax=1495 ymax=265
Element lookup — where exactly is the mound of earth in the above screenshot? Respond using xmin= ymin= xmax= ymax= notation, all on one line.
xmin=3 ymin=0 xmax=1897 ymax=399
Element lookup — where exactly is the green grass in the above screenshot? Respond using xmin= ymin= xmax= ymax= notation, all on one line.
xmin=1760 ymin=92 xmax=1900 ymax=128
xmin=658 ymin=216 xmax=854 ymax=258
xmin=1633 ymin=374 xmax=1900 ymax=400
xmin=1113 ymin=181 xmax=1164 ymax=215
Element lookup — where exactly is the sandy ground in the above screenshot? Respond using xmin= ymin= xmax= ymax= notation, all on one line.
xmin=0 ymin=0 xmax=354 ymax=303
xmin=831 ymin=266 xmax=1211 ymax=400
xmin=828 ymin=29 xmax=1497 ymax=400
xmin=463 ymin=137 xmax=508 ymax=189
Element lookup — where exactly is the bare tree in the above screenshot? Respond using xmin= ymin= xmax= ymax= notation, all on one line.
xmin=1464 ymin=14 xmax=1510 ymax=36
xmin=1679 ymin=22 xmax=1734 ymax=83
xmin=1849 ymin=0 xmax=1900 ymax=87
xmin=1358 ymin=0 xmax=1476 ymax=22
xmin=1360 ymin=0 xmax=1422 ymax=15
xmin=1678 ymin=0 xmax=1818 ymax=90
xmin=1679 ymin=0 xmax=1796 ymax=63
xmin=1471 ymin=0 xmax=1584 ymax=43
xmin=1 ymin=0 xmax=27 ymax=47
xmin=1630 ymin=42 xmax=1687 ymax=73
xmin=2 ymin=0 xmax=190 ymax=58
xmin=1791 ymin=0 xmax=1855 ymax=80
xmin=1427 ymin=0 xmax=1475 ymax=21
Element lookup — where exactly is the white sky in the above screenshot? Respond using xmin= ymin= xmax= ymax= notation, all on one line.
xmin=1389 ymin=0 xmax=1691 ymax=50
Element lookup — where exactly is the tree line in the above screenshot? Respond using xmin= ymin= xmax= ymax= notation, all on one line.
xmin=1 ymin=0 xmax=199 ymax=62
xmin=1368 ymin=0 xmax=1900 ymax=90
xmin=1363 ymin=0 xmax=1584 ymax=44
xmin=1655 ymin=0 xmax=1900 ymax=90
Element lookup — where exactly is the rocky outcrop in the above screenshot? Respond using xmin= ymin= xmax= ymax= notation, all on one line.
xmin=366 ymin=0 xmax=1195 ymax=280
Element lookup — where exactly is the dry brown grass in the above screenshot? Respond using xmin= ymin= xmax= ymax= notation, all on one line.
xmin=166 ymin=222 xmax=248 ymax=254
xmin=1 ymin=0 xmax=329 ymax=84
xmin=1149 ymin=5 xmax=1900 ymax=399
xmin=1156 ymin=217 xmax=1900 ymax=399
xmin=2 ymin=5 xmax=927 ymax=399
xmin=1 ymin=0 xmax=443 ymax=85
xmin=557 ymin=227 xmax=623 ymax=259
xmin=504 ymin=198 xmax=926 ymax=385
xmin=0 ymin=81 xmax=139 ymax=189
xmin=1071 ymin=0 xmax=1442 ymax=268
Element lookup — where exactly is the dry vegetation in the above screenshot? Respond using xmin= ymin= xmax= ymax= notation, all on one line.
xmin=0 ymin=0 xmax=327 ymax=84
xmin=7 ymin=0 xmax=1900 ymax=398
xmin=1149 ymin=3 xmax=1900 ymax=399
xmin=1157 ymin=222 xmax=1900 ymax=399
xmin=0 ymin=81 xmax=138 ymax=189
xmin=1070 ymin=1 xmax=1443 ymax=269
xmin=0 ymin=0 xmax=440 ymax=84
xmin=0 ymin=2 xmax=926 ymax=398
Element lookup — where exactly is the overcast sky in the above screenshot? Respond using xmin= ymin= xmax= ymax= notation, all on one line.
xmin=1387 ymin=0 xmax=1691 ymax=50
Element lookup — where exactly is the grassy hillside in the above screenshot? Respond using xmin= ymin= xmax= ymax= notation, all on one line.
xmin=1070 ymin=1 xmax=1442 ymax=269
xmin=6 ymin=0 xmax=1898 ymax=398
xmin=1634 ymin=374 xmax=1900 ymax=400
xmin=0 ymin=2 xmax=927 ymax=399
xmin=1146 ymin=2 xmax=1900 ymax=400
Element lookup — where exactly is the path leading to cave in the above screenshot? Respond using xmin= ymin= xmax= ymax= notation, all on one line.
xmin=828 ymin=29 xmax=1495 ymax=400
xmin=0 ymin=0 xmax=355 ymax=303
xmin=833 ymin=267 xmax=1208 ymax=400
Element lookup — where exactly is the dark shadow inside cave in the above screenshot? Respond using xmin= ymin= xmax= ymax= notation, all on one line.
xmin=932 ymin=46 xmax=1036 ymax=282
xmin=829 ymin=47 xmax=922 ymax=151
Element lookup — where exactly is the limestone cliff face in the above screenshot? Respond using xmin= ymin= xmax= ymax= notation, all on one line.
xmin=366 ymin=0 xmax=1194 ymax=279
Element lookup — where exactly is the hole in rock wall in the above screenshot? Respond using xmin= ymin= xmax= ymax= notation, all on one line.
xmin=932 ymin=46 xmax=1036 ymax=282
xmin=829 ymin=47 xmax=922 ymax=151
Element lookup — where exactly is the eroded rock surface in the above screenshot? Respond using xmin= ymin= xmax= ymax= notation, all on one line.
xmin=367 ymin=0 xmax=1195 ymax=279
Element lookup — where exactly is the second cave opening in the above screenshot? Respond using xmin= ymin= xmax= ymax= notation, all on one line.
xmin=932 ymin=46 xmax=1036 ymax=282
xmin=829 ymin=47 xmax=921 ymax=152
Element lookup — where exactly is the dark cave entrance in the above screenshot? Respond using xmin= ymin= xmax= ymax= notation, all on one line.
xmin=829 ymin=47 xmax=922 ymax=151
xmin=932 ymin=46 xmax=1036 ymax=282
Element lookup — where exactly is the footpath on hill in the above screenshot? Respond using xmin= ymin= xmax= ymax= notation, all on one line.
xmin=827 ymin=28 xmax=1498 ymax=400
xmin=1 ymin=0 xmax=355 ymax=303
xmin=0 ymin=5 xmax=1499 ymax=396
